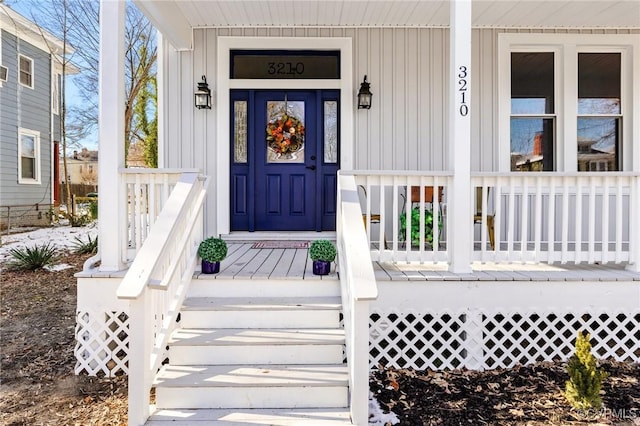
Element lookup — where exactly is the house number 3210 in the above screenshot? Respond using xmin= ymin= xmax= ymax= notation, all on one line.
xmin=458 ymin=66 xmax=469 ymax=117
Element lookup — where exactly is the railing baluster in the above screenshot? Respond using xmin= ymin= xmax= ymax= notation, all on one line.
xmin=615 ymin=176 xmax=624 ymax=263
xmin=602 ymin=176 xmax=610 ymax=264
xmin=494 ymin=177 xmax=502 ymax=261
xmin=588 ymin=177 xmax=597 ymax=264
xmin=561 ymin=179 xmax=570 ymax=263
xmin=547 ymin=179 xmax=556 ymax=263
xmin=534 ymin=177 xmax=542 ymax=260
xmin=507 ymin=178 xmax=516 ymax=257
xmin=432 ymin=175 xmax=440 ymax=259
xmin=575 ymin=176 xmax=583 ymax=263
xmin=520 ymin=176 xmax=529 ymax=262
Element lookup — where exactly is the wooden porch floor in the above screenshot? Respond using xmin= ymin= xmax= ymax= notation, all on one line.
xmin=197 ymin=241 xmax=338 ymax=280
xmin=201 ymin=240 xmax=640 ymax=283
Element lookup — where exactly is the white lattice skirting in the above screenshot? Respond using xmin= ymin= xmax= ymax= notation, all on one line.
xmin=369 ymin=280 xmax=640 ymax=371
xmin=370 ymin=309 xmax=640 ymax=370
xmin=75 ymin=279 xmax=639 ymax=376
xmin=75 ymin=310 xmax=130 ymax=376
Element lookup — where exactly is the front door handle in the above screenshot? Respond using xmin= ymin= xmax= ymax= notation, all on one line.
xmin=306 ymin=165 xmax=316 ymax=170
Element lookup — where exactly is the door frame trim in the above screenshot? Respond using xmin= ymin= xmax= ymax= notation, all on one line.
xmin=216 ymin=36 xmax=353 ymax=234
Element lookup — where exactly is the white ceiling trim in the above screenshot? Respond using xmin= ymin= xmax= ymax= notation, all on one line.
xmin=132 ymin=0 xmax=639 ymax=50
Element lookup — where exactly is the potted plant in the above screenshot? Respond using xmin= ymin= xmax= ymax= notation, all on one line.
xmin=309 ymin=239 xmax=336 ymax=276
xmin=399 ymin=207 xmax=442 ymax=247
xmin=197 ymin=237 xmax=228 ymax=274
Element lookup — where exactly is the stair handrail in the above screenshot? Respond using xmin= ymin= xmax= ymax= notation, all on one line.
xmin=116 ymin=171 xmax=208 ymax=426
xmin=336 ymin=172 xmax=378 ymax=425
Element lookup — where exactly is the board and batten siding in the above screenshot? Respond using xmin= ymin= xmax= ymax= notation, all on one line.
xmin=0 ymin=30 xmax=53 ymax=208
xmin=160 ymin=27 xmax=638 ymax=234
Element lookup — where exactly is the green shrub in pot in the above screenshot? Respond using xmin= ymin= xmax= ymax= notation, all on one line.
xmin=198 ymin=237 xmax=228 ymax=263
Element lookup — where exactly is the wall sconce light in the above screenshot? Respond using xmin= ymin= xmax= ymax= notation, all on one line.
xmin=194 ymin=75 xmax=212 ymax=109
xmin=357 ymin=75 xmax=372 ymax=109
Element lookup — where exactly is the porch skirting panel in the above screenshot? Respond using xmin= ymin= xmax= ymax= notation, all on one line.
xmin=370 ymin=280 xmax=640 ymax=371
xmin=74 ymin=276 xmax=130 ymax=376
xmin=74 ymin=275 xmax=639 ymax=376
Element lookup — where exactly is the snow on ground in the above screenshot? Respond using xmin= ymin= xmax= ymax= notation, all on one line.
xmin=0 ymin=222 xmax=98 ymax=264
xmin=369 ymin=392 xmax=400 ymax=425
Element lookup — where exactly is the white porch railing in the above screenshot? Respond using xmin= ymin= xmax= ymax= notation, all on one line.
xmin=349 ymin=171 xmax=640 ymax=269
xmin=349 ymin=171 xmax=454 ymax=263
xmin=120 ymin=169 xmax=199 ymax=264
xmin=116 ymin=171 xmax=208 ymax=426
xmin=473 ymin=172 xmax=640 ymax=266
xmin=336 ymin=173 xmax=378 ymax=426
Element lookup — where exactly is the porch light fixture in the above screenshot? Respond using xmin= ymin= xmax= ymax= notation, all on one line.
xmin=194 ymin=75 xmax=212 ymax=109
xmin=357 ymin=75 xmax=372 ymax=109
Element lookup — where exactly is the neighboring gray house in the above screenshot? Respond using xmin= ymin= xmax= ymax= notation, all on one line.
xmin=0 ymin=5 xmax=74 ymax=229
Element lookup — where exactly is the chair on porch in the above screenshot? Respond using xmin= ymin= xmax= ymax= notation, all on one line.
xmin=358 ymin=185 xmax=388 ymax=249
xmin=474 ymin=187 xmax=495 ymax=250
xmin=401 ymin=186 xmax=445 ymax=214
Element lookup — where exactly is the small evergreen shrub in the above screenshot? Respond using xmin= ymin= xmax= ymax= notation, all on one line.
xmin=309 ymin=240 xmax=336 ymax=262
xmin=72 ymin=235 xmax=98 ymax=254
xmin=198 ymin=237 xmax=228 ymax=262
xmin=565 ymin=331 xmax=608 ymax=411
xmin=7 ymin=242 xmax=60 ymax=271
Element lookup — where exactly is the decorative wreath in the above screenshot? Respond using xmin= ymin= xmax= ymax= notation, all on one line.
xmin=266 ymin=114 xmax=305 ymax=156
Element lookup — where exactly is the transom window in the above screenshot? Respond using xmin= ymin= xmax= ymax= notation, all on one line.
xmin=19 ymin=55 xmax=34 ymax=88
xmin=499 ymin=34 xmax=637 ymax=172
xmin=18 ymin=128 xmax=40 ymax=184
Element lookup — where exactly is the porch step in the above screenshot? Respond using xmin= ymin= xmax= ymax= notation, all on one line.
xmin=180 ymin=297 xmax=342 ymax=329
xmin=169 ymin=328 xmax=345 ymax=365
xmin=153 ymin=364 xmax=349 ymax=409
xmin=146 ymin=408 xmax=352 ymax=425
xmin=150 ymin=276 xmax=352 ymax=425
xmin=189 ymin=278 xmax=340 ymax=298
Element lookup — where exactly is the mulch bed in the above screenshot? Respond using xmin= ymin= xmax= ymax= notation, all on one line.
xmin=371 ymin=361 xmax=640 ymax=425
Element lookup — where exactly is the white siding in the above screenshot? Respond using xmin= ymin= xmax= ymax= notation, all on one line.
xmin=160 ymin=27 xmax=639 ymax=234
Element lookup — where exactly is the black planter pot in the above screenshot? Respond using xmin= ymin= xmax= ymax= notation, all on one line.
xmin=201 ymin=260 xmax=220 ymax=274
xmin=312 ymin=260 xmax=331 ymax=275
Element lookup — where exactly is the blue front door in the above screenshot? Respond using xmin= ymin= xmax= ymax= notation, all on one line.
xmin=230 ymin=90 xmax=339 ymax=231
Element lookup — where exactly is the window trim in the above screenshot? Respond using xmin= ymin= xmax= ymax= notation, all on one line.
xmin=19 ymin=54 xmax=34 ymax=89
xmin=18 ymin=128 xmax=41 ymax=184
xmin=498 ymin=33 xmax=639 ymax=173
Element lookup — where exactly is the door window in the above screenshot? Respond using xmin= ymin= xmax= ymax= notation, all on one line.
xmin=323 ymin=101 xmax=338 ymax=163
xmin=266 ymin=100 xmax=305 ymax=163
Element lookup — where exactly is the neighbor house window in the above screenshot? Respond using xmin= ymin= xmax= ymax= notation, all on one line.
xmin=500 ymin=34 xmax=637 ymax=172
xmin=18 ymin=128 xmax=40 ymax=184
xmin=19 ymin=55 xmax=34 ymax=88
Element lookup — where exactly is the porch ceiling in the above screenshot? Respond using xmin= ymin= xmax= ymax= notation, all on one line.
xmin=134 ymin=0 xmax=639 ymax=50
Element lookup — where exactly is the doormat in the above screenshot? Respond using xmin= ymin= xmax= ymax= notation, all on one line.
xmin=251 ymin=241 xmax=309 ymax=249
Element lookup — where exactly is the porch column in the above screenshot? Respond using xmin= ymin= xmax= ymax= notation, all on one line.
xmin=448 ymin=0 xmax=473 ymax=273
xmin=98 ymin=0 xmax=126 ymax=272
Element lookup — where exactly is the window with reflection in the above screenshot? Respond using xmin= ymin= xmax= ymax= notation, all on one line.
xmin=577 ymin=53 xmax=621 ymax=172
xmin=510 ymin=52 xmax=555 ymax=171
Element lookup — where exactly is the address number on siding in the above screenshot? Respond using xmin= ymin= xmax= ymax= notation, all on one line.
xmin=458 ymin=66 xmax=469 ymax=117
